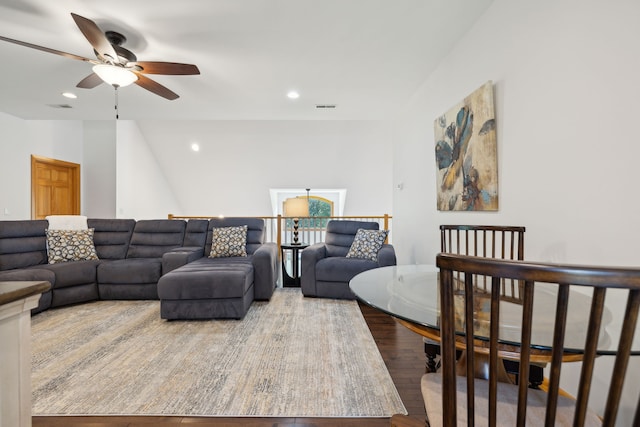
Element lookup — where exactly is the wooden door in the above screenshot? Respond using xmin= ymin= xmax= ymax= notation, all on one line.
xmin=31 ymin=155 xmax=80 ymax=219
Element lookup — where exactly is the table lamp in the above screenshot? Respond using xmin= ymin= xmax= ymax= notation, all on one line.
xmin=284 ymin=197 xmax=309 ymax=245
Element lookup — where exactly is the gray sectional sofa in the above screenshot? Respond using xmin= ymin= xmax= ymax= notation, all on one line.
xmin=0 ymin=217 xmax=277 ymax=319
xmin=157 ymin=217 xmax=278 ymax=320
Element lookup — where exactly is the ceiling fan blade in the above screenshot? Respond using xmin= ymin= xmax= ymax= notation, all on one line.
xmin=130 ymin=61 xmax=200 ymax=75
xmin=134 ymin=74 xmax=179 ymax=100
xmin=76 ymin=73 xmax=104 ymax=89
xmin=71 ymin=13 xmax=118 ymax=63
xmin=0 ymin=35 xmax=92 ymax=62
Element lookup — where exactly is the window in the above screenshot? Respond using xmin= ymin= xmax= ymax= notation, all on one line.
xmin=270 ymin=188 xmax=346 ymax=218
xmin=303 ymin=196 xmax=333 ymax=228
xmin=281 ymin=196 xmax=333 ymax=227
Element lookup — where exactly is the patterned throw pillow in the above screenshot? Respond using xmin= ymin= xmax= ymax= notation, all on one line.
xmin=345 ymin=228 xmax=388 ymax=261
xmin=46 ymin=228 xmax=99 ymax=264
xmin=209 ymin=225 xmax=248 ymax=258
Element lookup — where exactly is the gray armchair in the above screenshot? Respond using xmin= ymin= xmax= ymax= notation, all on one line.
xmin=300 ymin=220 xmax=396 ymax=299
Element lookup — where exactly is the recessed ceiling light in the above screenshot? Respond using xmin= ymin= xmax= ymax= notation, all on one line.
xmin=191 ymin=143 xmax=200 ymax=152
xmin=62 ymin=92 xmax=77 ymax=99
xmin=287 ymin=91 xmax=300 ymax=99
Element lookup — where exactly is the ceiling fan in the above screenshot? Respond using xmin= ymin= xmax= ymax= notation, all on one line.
xmin=0 ymin=12 xmax=200 ymax=100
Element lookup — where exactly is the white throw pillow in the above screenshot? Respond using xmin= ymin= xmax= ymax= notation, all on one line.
xmin=45 ymin=215 xmax=88 ymax=230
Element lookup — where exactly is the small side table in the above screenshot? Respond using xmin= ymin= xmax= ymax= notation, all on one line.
xmin=281 ymin=243 xmax=309 ymax=287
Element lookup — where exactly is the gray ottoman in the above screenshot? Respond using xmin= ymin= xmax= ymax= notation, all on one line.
xmin=157 ymin=258 xmax=254 ymax=320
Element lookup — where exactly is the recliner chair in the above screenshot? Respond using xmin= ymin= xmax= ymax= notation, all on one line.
xmin=300 ymin=220 xmax=396 ymax=299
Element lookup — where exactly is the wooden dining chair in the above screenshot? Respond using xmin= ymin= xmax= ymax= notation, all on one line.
xmin=426 ymin=225 xmax=528 ymax=375
xmin=413 ymin=253 xmax=640 ymax=427
xmin=440 ymin=225 xmax=525 ymax=260
xmin=440 ymin=225 xmax=526 ymax=301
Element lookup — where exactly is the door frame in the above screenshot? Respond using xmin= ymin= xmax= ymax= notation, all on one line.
xmin=31 ymin=155 xmax=81 ymax=219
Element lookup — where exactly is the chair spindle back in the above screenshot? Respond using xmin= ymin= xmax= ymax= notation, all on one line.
xmin=436 ymin=253 xmax=640 ymax=427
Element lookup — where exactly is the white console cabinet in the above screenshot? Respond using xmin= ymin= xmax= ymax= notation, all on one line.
xmin=0 ymin=281 xmax=50 ymax=427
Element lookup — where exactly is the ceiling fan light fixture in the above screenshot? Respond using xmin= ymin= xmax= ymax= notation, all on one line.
xmin=92 ymin=64 xmax=138 ymax=87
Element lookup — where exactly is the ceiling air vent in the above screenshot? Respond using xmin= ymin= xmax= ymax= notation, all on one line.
xmin=315 ymin=104 xmax=337 ymax=109
xmin=47 ymin=104 xmax=73 ymax=109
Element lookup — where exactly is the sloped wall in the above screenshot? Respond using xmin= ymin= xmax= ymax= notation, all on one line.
xmin=115 ymin=120 xmax=181 ymax=219
xmin=136 ymin=120 xmax=393 ymax=217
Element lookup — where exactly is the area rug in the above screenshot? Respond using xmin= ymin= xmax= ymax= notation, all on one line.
xmin=31 ymin=288 xmax=407 ymax=417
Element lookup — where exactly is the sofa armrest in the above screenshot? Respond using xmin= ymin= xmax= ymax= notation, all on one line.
xmin=377 ymin=244 xmax=397 ymax=267
xmin=251 ymin=243 xmax=278 ymax=300
xmin=300 ymin=243 xmax=328 ymax=297
xmin=162 ymin=246 xmax=204 ymax=275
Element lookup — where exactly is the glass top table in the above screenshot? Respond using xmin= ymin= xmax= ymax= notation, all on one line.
xmin=350 ymin=264 xmax=640 ymax=356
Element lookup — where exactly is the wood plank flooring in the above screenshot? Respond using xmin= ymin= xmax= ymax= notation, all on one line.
xmin=33 ymin=302 xmax=427 ymax=427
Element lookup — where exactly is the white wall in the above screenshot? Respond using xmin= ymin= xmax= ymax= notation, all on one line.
xmin=115 ymin=121 xmax=182 ymax=219
xmin=83 ymin=121 xmax=117 ymax=218
xmin=136 ymin=120 xmax=393 ymax=217
xmin=0 ymin=112 xmax=84 ymax=219
xmin=0 ymin=115 xmax=393 ymax=220
xmin=391 ymin=0 xmax=640 ymax=423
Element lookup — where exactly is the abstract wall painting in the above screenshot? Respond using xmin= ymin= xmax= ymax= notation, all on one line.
xmin=434 ymin=81 xmax=498 ymax=211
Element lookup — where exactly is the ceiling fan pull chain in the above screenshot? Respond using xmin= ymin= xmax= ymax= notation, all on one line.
xmin=114 ymin=85 xmax=119 ymax=120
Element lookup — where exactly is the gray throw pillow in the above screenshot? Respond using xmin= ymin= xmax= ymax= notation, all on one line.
xmin=346 ymin=228 xmax=388 ymax=261
xmin=46 ymin=228 xmax=99 ymax=264
xmin=209 ymin=225 xmax=248 ymax=258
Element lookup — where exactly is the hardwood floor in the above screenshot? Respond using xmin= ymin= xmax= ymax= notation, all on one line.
xmin=33 ymin=302 xmax=427 ymax=427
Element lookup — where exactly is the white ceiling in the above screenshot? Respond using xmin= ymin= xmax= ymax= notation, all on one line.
xmin=0 ymin=0 xmax=493 ymax=120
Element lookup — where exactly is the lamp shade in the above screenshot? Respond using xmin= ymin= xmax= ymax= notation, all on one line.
xmin=92 ymin=64 xmax=138 ymax=87
xmin=284 ymin=197 xmax=309 ymax=217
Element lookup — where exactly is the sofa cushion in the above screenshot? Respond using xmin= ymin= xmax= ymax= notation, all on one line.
xmin=158 ymin=258 xmax=253 ymax=300
xmin=97 ymin=258 xmax=163 ymax=284
xmin=33 ymin=260 xmax=99 ymax=288
xmin=0 ymin=268 xmax=54 ymax=313
xmin=0 ymin=220 xmax=48 ymax=270
xmin=209 ymin=225 xmax=248 ymax=258
xmin=88 ymin=218 xmax=136 ymax=259
xmin=206 ymin=218 xmax=265 ymax=255
xmin=46 ymin=229 xmax=99 ymax=264
xmin=324 ymin=220 xmax=379 ymax=258
xmin=0 ymin=268 xmax=55 ymax=285
xmin=315 ymin=256 xmax=378 ymax=283
xmin=126 ymin=220 xmax=186 ymax=259
xmin=346 ymin=229 xmax=388 ymax=261
xmin=183 ymin=219 xmax=209 ymax=247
